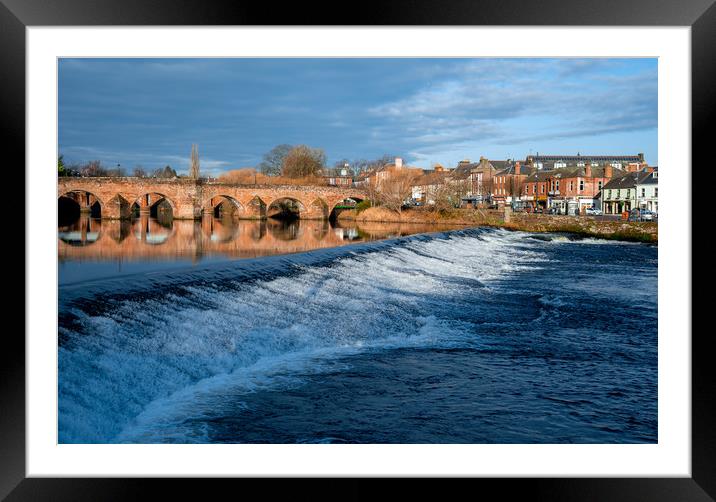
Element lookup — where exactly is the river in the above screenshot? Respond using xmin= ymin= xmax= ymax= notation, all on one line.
xmin=58 ymin=215 xmax=657 ymax=444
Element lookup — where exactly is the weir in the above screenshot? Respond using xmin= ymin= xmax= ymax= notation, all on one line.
xmin=57 ymin=177 xmax=366 ymax=221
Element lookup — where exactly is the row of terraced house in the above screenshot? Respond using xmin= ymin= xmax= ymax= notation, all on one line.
xmin=353 ymin=153 xmax=658 ymax=216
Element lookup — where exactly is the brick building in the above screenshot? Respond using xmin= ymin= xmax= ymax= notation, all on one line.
xmin=521 ymin=170 xmax=552 ymax=210
xmin=548 ymin=162 xmax=616 ymax=214
xmin=411 ymin=171 xmax=451 ymax=204
xmin=492 ymin=161 xmax=528 ymax=206
xmin=521 ymin=162 xmax=624 ymax=213
xmin=323 ymin=165 xmax=353 ymax=186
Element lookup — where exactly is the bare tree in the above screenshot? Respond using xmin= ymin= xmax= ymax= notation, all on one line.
xmin=259 ymin=144 xmax=292 ymax=176
xmin=133 ymin=166 xmax=147 ymax=178
xmin=153 ymin=165 xmax=178 ymax=178
xmin=80 ymin=160 xmax=105 ymax=177
xmin=106 ymin=165 xmax=126 ymax=177
xmin=190 ymin=144 xmax=200 ymax=179
xmin=349 ymin=159 xmax=365 ymax=177
xmin=334 ymin=158 xmax=351 ymax=171
xmin=281 ymin=145 xmax=326 ymax=178
xmin=375 ymin=167 xmax=419 ymax=212
xmin=372 ymin=154 xmax=394 ymax=169
xmin=430 ymin=178 xmax=469 ymax=211
xmin=509 ymin=175 xmax=524 ymax=199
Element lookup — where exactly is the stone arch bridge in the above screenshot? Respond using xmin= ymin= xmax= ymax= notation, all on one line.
xmin=58 ymin=178 xmax=366 ymax=220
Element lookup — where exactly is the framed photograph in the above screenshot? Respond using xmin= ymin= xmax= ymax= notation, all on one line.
xmin=7 ymin=0 xmax=711 ymax=498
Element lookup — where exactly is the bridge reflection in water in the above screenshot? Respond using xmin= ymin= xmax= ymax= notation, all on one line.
xmin=58 ymin=214 xmax=464 ymax=262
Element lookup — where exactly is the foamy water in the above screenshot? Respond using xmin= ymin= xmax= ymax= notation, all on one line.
xmin=58 ymin=228 xmax=657 ymax=443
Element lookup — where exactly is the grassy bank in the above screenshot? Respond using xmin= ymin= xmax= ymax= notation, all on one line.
xmin=348 ymin=207 xmax=658 ymax=243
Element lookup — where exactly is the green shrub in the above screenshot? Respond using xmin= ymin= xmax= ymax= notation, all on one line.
xmin=355 ymin=200 xmax=373 ymax=213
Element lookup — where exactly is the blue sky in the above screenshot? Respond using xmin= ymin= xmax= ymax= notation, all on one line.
xmin=58 ymin=58 xmax=658 ymax=175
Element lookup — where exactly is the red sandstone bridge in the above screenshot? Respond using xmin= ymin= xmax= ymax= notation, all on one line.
xmin=58 ymin=177 xmax=366 ymax=220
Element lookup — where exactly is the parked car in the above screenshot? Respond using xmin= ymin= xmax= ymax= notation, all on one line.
xmin=585 ymin=207 xmax=603 ymax=216
xmin=628 ymin=209 xmax=646 ymax=221
xmin=640 ymin=210 xmax=656 ymax=221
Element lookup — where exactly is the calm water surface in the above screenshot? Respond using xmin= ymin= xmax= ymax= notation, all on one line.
xmin=58 ymin=216 xmax=657 ymax=444
xmin=58 ymin=215 xmax=463 ymax=284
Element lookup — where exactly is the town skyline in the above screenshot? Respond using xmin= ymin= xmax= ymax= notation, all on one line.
xmin=59 ymin=58 xmax=658 ymax=175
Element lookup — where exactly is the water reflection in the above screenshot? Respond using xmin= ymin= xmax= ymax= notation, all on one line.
xmin=58 ymin=214 xmax=466 ymax=262
xmin=58 ymin=215 xmax=102 ymax=246
xmin=134 ymin=215 xmax=174 ymax=245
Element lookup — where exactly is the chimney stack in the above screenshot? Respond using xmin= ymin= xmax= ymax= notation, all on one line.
xmin=585 ymin=161 xmax=592 ymax=178
xmin=605 ymin=164 xmax=613 ymax=178
xmin=514 ymin=161 xmax=521 ymax=176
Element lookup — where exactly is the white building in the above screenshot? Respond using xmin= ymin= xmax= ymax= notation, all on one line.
xmin=636 ymin=169 xmax=658 ymax=213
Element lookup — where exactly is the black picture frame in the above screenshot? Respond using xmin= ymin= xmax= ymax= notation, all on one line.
xmin=4 ymin=0 xmax=711 ymax=499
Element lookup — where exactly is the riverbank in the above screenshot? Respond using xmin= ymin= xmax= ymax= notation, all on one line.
xmin=340 ymin=207 xmax=658 ymax=243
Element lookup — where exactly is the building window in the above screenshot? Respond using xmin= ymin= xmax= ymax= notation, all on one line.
xmin=655 ymin=187 xmax=658 ymax=197
xmin=556 ymin=181 xmax=560 ymax=190
xmin=641 ymin=188 xmax=646 ymax=197
xmin=579 ymin=179 xmax=584 ymax=191
xmin=598 ymin=181 xmax=603 ymax=190
xmin=540 ymin=184 xmax=544 ymax=194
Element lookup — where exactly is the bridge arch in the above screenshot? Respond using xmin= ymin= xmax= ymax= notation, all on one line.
xmin=203 ymin=195 xmax=244 ymax=219
xmin=130 ymin=192 xmax=176 ymax=220
xmin=267 ymin=197 xmax=307 ymax=220
xmin=329 ymin=196 xmax=364 ymax=221
xmin=58 ymin=189 xmax=104 ymax=224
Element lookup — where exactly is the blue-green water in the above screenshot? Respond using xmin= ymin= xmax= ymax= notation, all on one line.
xmin=58 ymin=227 xmax=657 ymax=443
